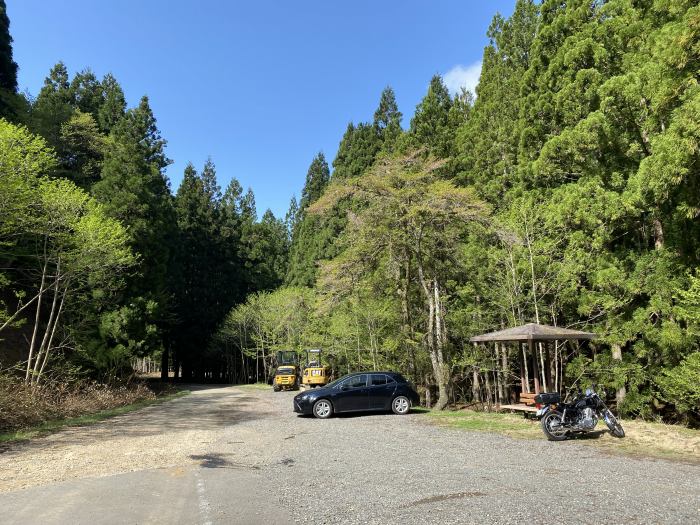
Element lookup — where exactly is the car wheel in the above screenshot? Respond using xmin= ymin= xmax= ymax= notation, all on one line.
xmin=273 ymin=385 xmax=280 ymax=392
xmin=313 ymin=399 xmax=333 ymax=419
xmin=392 ymin=396 xmax=410 ymax=415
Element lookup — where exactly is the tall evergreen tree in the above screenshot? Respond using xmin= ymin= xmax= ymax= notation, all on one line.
xmin=171 ymin=162 xmax=236 ymax=379
xmin=332 ymin=122 xmax=381 ymax=180
xmin=287 ymin=153 xmax=337 ymax=286
xmin=0 ymin=0 xmax=18 ymax=119
xmin=373 ymin=86 xmax=403 ymax=151
xmin=98 ymin=73 xmax=126 ymax=133
xmin=0 ymin=0 xmax=17 ymax=93
xmin=30 ymin=62 xmax=74 ymax=148
xmin=299 ymin=152 xmax=330 ymax=210
xmin=285 ymin=195 xmax=299 ymax=241
xmin=409 ymin=75 xmax=453 ymax=157
xmin=457 ymin=0 xmax=539 ymax=201
xmin=70 ymin=69 xmax=104 ymax=117
xmin=93 ymin=95 xmax=174 ymax=302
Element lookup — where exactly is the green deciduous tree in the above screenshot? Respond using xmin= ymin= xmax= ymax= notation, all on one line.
xmin=311 ymin=152 xmax=488 ymax=409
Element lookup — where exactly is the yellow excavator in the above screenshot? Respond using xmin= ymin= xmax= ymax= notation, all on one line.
xmin=302 ymin=348 xmax=330 ymax=388
xmin=272 ymin=350 xmax=299 ymax=392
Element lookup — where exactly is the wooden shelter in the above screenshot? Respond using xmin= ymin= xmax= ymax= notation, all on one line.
xmin=469 ymin=323 xmax=597 ymax=412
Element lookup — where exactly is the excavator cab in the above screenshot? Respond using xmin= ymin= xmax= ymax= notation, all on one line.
xmin=273 ymin=350 xmax=299 ymax=391
xmin=302 ymin=348 xmax=329 ymax=388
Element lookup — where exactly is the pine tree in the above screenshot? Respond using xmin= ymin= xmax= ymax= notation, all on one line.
xmin=70 ymin=69 xmax=104 ymax=117
xmin=299 ymin=152 xmax=330 ymax=210
xmin=457 ymin=0 xmax=539 ymax=202
xmin=93 ymin=95 xmax=174 ymax=299
xmin=332 ymin=122 xmax=381 ymax=179
xmin=0 ymin=0 xmax=17 ymax=92
xmin=30 ymin=62 xmax=75 ymax=148
xmin=409 ymin=75 xmax=453 ymax=157
xmin=172 ymin=163 xmax=228 ymax=378
xmin=0 ymin=0 xmax=18 ymax=119
xmin=373 ymin=86 xmax=403 ymax=152
xmin=98 ymin=73 xmax=126 ymax=133
xmin=285 ymin=195 xmax=299 ymax=241
xmin=287 ymin=153 xmax=338 ymax=287
xmin=240 ymin=188 xmax=257 ymax=223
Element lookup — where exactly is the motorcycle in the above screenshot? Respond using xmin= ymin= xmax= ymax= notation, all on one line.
xmin=535 ymin=386 xmax=625 ymax=441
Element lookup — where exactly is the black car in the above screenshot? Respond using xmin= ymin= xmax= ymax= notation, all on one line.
xmin=293 ymin=371 xmax=420 ymax=419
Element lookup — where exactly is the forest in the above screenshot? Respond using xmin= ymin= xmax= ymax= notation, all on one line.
xmin=1 ymin=0 xmax=699 ymax=426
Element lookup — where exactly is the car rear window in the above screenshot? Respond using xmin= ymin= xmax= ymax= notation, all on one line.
xmin=371 ymin=374 xmax=387 ymax=386
xmin=390 ymin=374 xmax=408 ymax=383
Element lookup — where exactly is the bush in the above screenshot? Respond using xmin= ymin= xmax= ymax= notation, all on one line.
xmin=0 ymin=375 xmax=157 ymax=433
xmin=656 ymin=352 xmax=700 ymax=426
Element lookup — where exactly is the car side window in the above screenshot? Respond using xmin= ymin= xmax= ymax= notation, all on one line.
xmin=371 ymin=374 xmax=387 ymax=386
xmin=343 ymin=375 xmax=367 ymax=389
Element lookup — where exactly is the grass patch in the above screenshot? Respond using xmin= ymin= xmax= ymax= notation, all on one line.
xmin=602 ymin=418 xmax=700 ymax=463
xmin=427 ymin=409 xmax=541 ymax=439
xmin=426 ymin=408 xmax=700 ymax=463
xmin=0 ymin=389 xmax=189 ymax=443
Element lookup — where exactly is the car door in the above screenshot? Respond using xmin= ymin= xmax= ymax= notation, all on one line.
xmin=333 ymin=374 xmax=369 ymax=412
xmin=368 ymin=374 xmax=397 ymax=410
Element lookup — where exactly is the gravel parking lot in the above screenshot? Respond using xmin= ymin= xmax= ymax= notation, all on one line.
xmin=1 ymin=385 xmax=698 ymax=524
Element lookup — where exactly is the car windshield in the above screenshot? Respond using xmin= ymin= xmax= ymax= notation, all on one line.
xmin=325 ymin=375 xmax=351 ymax=388
xmin=277 ymin=367 xmax=295 ymax=375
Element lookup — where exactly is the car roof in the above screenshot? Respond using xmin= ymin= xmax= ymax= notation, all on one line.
xmin=343 ymin=371 xmax=402 ymax=376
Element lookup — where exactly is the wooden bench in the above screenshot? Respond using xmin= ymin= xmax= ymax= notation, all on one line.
xmin=498 ymin=392 xmax=539 ymax=416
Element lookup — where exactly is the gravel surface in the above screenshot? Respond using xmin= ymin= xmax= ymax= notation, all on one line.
xmin=1 ymin=385 xmax=699 ymax=524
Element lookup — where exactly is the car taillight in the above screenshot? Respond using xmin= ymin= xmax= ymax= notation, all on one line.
xmin=535 ymin=403 xmax=542 ymax=409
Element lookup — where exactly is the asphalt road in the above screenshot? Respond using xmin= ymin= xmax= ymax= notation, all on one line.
xmin=1 ymin=385 xmax=699 ymax=524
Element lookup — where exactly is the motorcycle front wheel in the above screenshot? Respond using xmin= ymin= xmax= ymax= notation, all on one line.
xmin=603 ymin=409 xmax=625 ymax=438
xmin=541 ymin=410 xmax=568 ymax=441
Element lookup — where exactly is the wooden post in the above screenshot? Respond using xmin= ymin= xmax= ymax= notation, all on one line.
xmin=544 ymin=341 xmax=552 ymax=393
xmin=500 ymin=342 xmax=509 ymax=403
xmin=521 ymin=343 xmax=530 ymax=394
xmin=529 ymin=339 xmax=540 ymax=394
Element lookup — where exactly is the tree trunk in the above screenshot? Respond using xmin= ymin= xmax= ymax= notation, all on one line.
xmin=471 ymin=365 xmax=481 ymax=403
xmin=612 ymin=343 xmax=626 ymax=406
xmin=161 ymin=346 xmax=170 ymax=381
xmin=35 ymin=284 xmax=67 ymax=385
xmin=432 ymin=280 xmax=449 ymax=410
xmin=653 ymin=218 xmax=664 ymax=250
xmin=26 ymin=246 xmax=49 ymax=384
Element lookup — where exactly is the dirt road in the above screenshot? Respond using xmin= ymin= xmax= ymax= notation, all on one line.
xmin=1 ymin=385 xmax=698 ymax=524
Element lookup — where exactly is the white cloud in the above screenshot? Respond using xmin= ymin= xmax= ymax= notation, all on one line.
xmin=443 ymin=61 xmax=482 ymax=96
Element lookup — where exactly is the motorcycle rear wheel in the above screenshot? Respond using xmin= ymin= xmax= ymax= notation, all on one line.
xmin=541 ymin=410 xmax=568 ymax=441
xmin=603 ymin=410 xmax=625 ymax=438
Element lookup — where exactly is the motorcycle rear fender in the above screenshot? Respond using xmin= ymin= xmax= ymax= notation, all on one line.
xmin=536 ymin=405 xmax=551 ymax=419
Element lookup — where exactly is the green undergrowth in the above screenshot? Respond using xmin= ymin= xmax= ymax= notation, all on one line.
xmin=0 ymin=389 xmax=190 ymax=444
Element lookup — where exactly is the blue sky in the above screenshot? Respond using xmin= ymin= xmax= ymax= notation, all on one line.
xmin=9 ymin=1 xmax=514 ymax=219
